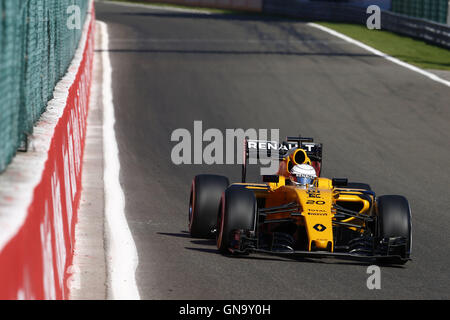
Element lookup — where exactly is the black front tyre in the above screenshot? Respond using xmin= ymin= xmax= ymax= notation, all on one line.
xmin=376 ymin=195 xmax=412 ymax=264
xmin=189 ymin=174 xmax=229 ymax=239
xmin=217 ymin=185 xmax=257 ymax=254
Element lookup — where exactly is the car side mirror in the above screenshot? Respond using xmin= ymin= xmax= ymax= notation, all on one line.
xmin=263 ymin=175 xmax=279 ymax=183
xmin=332 ymin=178 xmax=348 ymax=187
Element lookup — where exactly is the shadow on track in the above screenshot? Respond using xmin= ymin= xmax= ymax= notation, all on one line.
xmin=94 ymin=48 xmax=378 ymax=57
xmin=158 ymin=231 xmax=405 ymax=267
xmin=108 ymin=11 xmax=301 ymax=23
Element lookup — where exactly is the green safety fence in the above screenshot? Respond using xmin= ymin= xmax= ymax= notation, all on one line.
xmin=391 ymin=0 xmax=449 ymax=24
xmin=0 ymin=0 xmax=89 ymax=173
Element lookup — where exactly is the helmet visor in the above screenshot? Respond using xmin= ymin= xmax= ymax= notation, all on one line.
xmin=293 ymin=176 xmax=314 ymax=185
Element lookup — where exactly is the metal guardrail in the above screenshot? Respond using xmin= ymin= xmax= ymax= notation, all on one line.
xmin=263 ymin=1 xmax=367 ymax=24
xmin=263 ymin=0 xmax=450 ymax=49
xmin=382 ymin=10 xmax=450 ymax=48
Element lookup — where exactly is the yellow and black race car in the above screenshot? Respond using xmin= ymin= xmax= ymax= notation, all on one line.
xmin=188 ymin=136 xmax=411 ymax=265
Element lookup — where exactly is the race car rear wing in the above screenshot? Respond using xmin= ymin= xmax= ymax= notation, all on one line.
xmin=242 ymin=136 xmax=323 ymax=182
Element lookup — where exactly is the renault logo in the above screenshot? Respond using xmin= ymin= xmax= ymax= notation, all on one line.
xmin=313 ymin=224 xmax=326 ymax=232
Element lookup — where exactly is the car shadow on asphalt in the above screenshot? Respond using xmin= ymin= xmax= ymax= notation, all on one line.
xmin=157 ymin=231 xmax=192 ymax=238
xmin=158 ymin=231 xmax=406 ymax=268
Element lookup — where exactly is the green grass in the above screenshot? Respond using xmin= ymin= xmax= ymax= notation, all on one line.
xmin=317 ymin=22 xmax=450 ymax=71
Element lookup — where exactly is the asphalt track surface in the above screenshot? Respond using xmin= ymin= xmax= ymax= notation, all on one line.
xmin=95 ymin=1 xmax=450 ymax=299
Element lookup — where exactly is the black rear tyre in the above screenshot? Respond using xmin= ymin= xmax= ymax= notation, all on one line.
xmin=189 ymin=174 xmax=229 ymax=239
xmin=217 ymin=185 xmax=257 ymax=254
xmin=376 ymin=195 xmax=412 ymax=264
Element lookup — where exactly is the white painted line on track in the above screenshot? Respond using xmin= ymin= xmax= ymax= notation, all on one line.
xmin=99 ymin=21 xmax=141 ymax=300
xmin=307 ymin=23 xmax=450 ymax=88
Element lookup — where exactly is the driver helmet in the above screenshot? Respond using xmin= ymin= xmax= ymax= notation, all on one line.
xmin=290 ymin=164 xmax=317 ymax=186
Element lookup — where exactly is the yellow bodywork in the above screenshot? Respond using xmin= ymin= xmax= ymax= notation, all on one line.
xmin=234 ymin=148 xmax=374 ymax=253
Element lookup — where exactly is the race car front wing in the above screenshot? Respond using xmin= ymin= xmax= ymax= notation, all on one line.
xmin=228 ymin=229 xmax=410 ymax=263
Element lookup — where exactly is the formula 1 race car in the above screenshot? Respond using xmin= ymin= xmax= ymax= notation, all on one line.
xmin=188 ymin=136 xmax=412 ymax=265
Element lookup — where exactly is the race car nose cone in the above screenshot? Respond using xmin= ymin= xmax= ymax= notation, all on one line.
xmin=313 ymin=224 xmax=326 ymax=232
